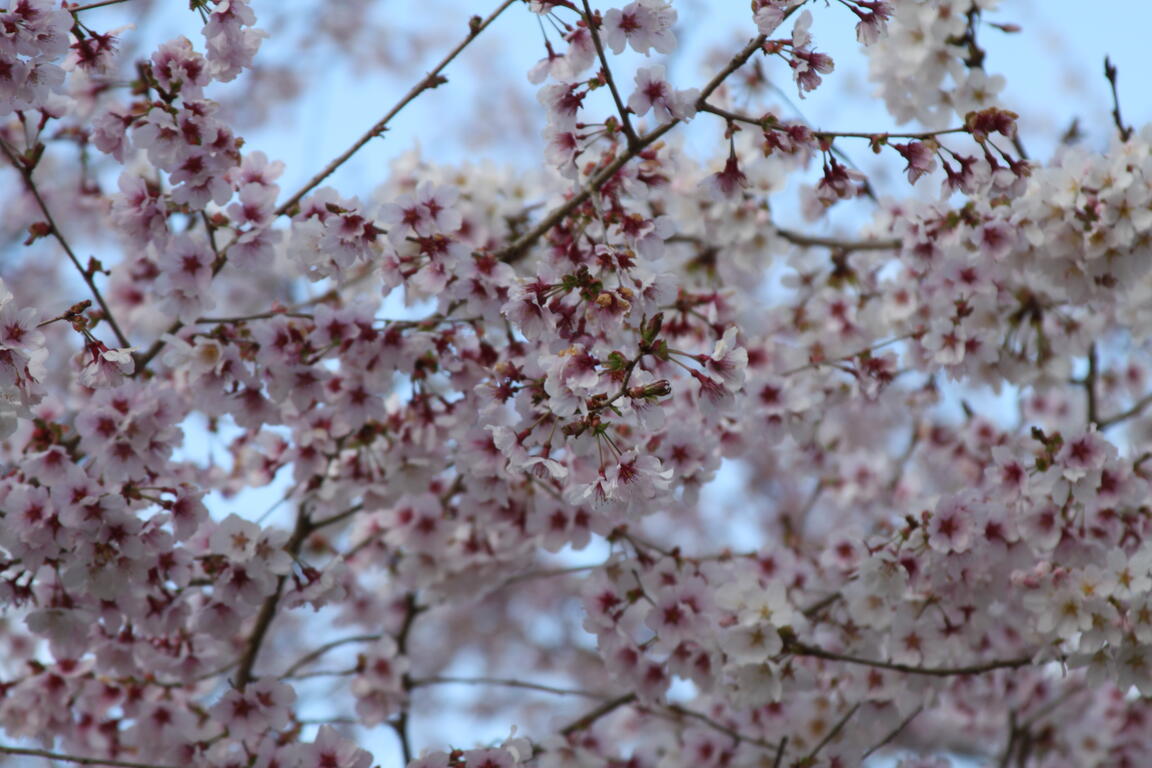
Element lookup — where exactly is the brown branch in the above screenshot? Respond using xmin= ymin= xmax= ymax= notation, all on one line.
xmin=497 ymin=120 xmax=678 ymax=264
xmin=787 ymin=638 xmax=1035 ymax=677
xmin=778 ymin=334 xmax=916 ymax=377
xmin=390 ymin=593 xmax=426 ymax=767
xmin=1084 ymin=344 xmax=1099 ymax=427
xmin=273 ymin=0 xmax=516 ymax=218
xmin=1099 ymin=391 xmax=1152 ymax=430
xmin=234 ymin=507 xmax=314 ymax=690
xmin=411 ymin=675 xmax=607 ymax=699
xmin=802 ymin=702 xmax=860 ymax=764
xmin=559 ymin=693 xmax=636 ymax=736
xmin=998 ymin=709 xmax=1019 ymax=768
xmin=68 ymin=0 xmax=133 ymax=12
xmin=195 ymin=311 xmax=316 ymax=324
xmin=581 ymin=0 xmax=639 ymax=148
xmin=775 ymin=227 xmax=900 ymax=251
xmin=860 ymin=705 xmax=923 ymax=760
xmin=310 ymin=502 xmax=365 ymax=531
xmin=661 ymin=704 xmax=781 ymax=751
xmin=1103 ymin=56 xmax=1134 ymax=142
xmin=0 ymin=139 xmax=130 ymax=349
xmin=0 ymin=746 xmax=177 ymax=768
xmin=284 ymin=666 xmax=358 ymax=680
xmin=280 ymin=633 xmax=382 ymax=678
xmin=698 ymin=102 xmax=968 ymax=142
xmin=773 ymin=738 xmax=789 ymax=768
xmin=498 ymin=34 xmax=768 ymax=264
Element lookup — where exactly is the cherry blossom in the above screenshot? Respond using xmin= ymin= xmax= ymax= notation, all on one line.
xmin=4 ymin=2 xmax=1152 ymax=768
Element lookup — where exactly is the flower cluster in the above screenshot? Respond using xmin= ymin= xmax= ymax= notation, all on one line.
xmin=4 ymin=1 xmax=1152 ymax=768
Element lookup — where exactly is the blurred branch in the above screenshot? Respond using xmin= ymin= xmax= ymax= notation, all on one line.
xmin=559 ymin=693 xmax=636 ymax=735
xmin=1099 ymin=391 xmax=1152 ymax=430
xmin=412 ymin=675 xmax=608 ymax=698
xmin=0 ymin=746 xmax=176 ymax=768
xmin=661 ymin=703 xmax=782 ymax=751
xmin=281 ymin=633 xmax=382 ymax=678
xmin=1103 ymin=56 xmax=1134 ymax=142
xmin=390 ymin=593 xmax=426 ymax=767
xmin=786 ymin=637 xmax=1035 ymax=677
xmin=68 ymin=0 xmax=134 ymax=12
xmin=774 ymin=228 xmax=900 ymax=251
xmin=860 ymin=705 xmax=923 ymax=761
xmin=802 ymin=703 xmax=860 ymax=764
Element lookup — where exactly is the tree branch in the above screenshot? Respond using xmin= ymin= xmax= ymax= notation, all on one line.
xmin=802 ymin=702 xmax=860 ymax=764
xmin=559 ymin=693 xmax=636 ymax=736
xmin=412 ymin=675 xmax=607 ymax=698
xmin=234 ymin=506 xmax=314 ymax=690
xmin=860 ymin=705 xmax=923 ymax=760
xmin=67 ymin=0 xmax=133 ymax=12
xmin=281 ymin=633 xmax=381 ymax=678
xmin=0 ymin=139 xmax=130 ymax=349
xmin=775 ymin=227 xmax=900 ymax=251
xmin=390 ymin=593 xmax=426 ymax=767
xmin=273 ymin=0 xmax=516 ymax=218
xmin=786 ymin=638 xmax=1035 ymax=677
xmin=1103 ymin=56 xmax=1134 ymax=142
xmin=1083 ymin=344 xmax=1099 ymax=427
xmin=1099 ymin=391 xmax=1152 ymax=430
xmin=661 ymin=703 xmax=781 ymax=751
xmin=581 ymin=0 xmax=639 ymax=149
xmin=499 ymin=34 xmax=769 ymax=264
xmin=0 ymin=746 xmax=177 ymax=768
xmin=698 ymin=101 xmax=968 ymax=142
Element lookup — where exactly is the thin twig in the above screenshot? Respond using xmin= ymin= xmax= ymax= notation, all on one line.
xmin=772 ymin=737 xmax=788 ymax=768
xmin=775 ymin=227 xmax=900 ymax=251
xmin=0 ymin=139 xmax=130 ymax=349
xmin=412 ymin=676 xmax=607 ymax=699
xmin=559 ymin=693 xmax=636 ymax=736
xmin=1099 ymin=391 xmax=1152 ymax=430
xmin=581 ymin=0 xmax=639 ymax=148
xmin=1103 ymin=56 xmax=1134 ymax=142
xmin=498 ymin=563 xmax=602 ymax=588
xmin=699 ymin=102 xmax=968 ymax=142
xmin=0 ymin=746 xmax=177 ymax=768
xmin=787 ymin=638 xmax=1035 ymax=677
xmin=662 ymin=704 xmax=781 ymax=751
xmin=234 ymin=506 xmax=314 ymax=690
xmin=274 ymin=0 xmax=516 ymax=218
xmin=499 ymin=34 xmax=768 ymax=264
xmin=390 ymin=593 xmax=426 ymax=767
xmin=68 ymin=0 xmax=133 ymax=12
xmin=284 ymin=666 xmax=358 ymax=680
xmin=802 ymin=702 xmax=860 ymax=763
xmin=281 ymin=633 xmax=381 ymax=678
xmin=998 ymin=709 xmax=1019 ymax=768
xmin=1084 ymin=344 xmax=1099 ymax=427
xmin=196 ymin=311 xmax=315 ymax=324
xmin=310 ymin=502 xmax=365 ymax=531
xmin=860 ymin=705 xmax=923 ymax=760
